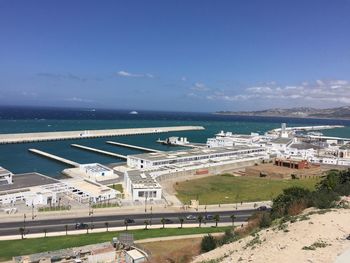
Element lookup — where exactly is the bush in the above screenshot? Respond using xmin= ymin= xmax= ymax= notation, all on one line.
xmin=259 ymin=212 xmax=272 ymax=228
xmin=201 ymin=234 xmax=217 ymax=252
xmin=218 ymin=229 xmax=236 ymax=245
xmin=311 ymin=189 xmax=339 ymax=209
xmin=271 ymin=187 xmax=312 ymax=219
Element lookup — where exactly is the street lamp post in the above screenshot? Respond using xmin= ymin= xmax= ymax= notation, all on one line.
xmin=150 ymin=206 xmax=153 ymax=226
xmin=23 ymin=213 xmax=26 ymax=236
xmin=31 ymin=203 xmax=35 ymax=220
xmin=144 ymin=194 xmax=148 ymax=213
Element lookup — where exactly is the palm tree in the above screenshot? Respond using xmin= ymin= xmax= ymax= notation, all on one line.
xmin=43 ymin=229 xmax=47 ymax=238
xmin=197 ymin=215 xmax=203 ymax=228
xmin=105 ymin=222 xmax=109 ymax=232
xmin=161 ymin=218 xmax=166 ymax=229
xmin=179 ymin=217 xmax=184 ymax=228
xmin=65 ymin=225 xmax=68 ymax=235
xmin=19 ymin=227 xmax=25 ymax=239
xmin=144 ymin=220 xmax=149 ymax=230
xmin=213 ymin=214 xmax=220 ymax=227
xmin=230 ymin=214 xmax=236 ymax=227
xmin=124 ymin=219 xmax=129 ymax=231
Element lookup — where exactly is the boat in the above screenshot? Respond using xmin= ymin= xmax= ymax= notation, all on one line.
xmin=129 ymin=111 xmax=138 ymax=115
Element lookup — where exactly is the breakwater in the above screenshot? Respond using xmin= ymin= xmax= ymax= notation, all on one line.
xmin=0 ymin=126 xmax=205 ymax=144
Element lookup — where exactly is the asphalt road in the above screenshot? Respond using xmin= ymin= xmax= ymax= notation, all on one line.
xmin=0 ymin=209 xmax=256 ymax=236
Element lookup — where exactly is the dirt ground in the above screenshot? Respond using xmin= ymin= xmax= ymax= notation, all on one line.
xmin=245 ymin=163 xmax=337 ymax=179
xmin=141 ymin=237 xmax=202 ymax=263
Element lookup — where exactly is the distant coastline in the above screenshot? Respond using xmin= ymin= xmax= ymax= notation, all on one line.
xmin=214 ymin=106 xmax=350 ymax=121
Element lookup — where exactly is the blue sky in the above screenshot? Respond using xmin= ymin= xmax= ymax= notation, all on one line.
xmin=1 ymin=0 xmax=350 ymax=112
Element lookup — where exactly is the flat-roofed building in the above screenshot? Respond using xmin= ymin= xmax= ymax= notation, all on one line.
xmin=79 ymin=163 xmax=115 ymax=182
xmin=0 ymin=167 xmax=13 ymax=185
xmin=127 ymin=146 xmax=267 ymax=169
xmin=124 ymin=170 xmax=162 ymax=201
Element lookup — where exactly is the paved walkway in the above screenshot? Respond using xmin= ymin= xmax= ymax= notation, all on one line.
xmin=0 ymin=201 xmax=271 ymax=223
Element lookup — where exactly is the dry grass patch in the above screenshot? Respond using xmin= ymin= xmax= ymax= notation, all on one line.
xmin=142 ymin=238 xmax=202 ymax=263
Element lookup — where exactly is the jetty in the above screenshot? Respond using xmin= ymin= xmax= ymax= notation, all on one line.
xmin=29 ymin=149 xmax=80 ymax=167
xmin=71 ymin=144 xmax=127 ymax=159
xmin=0 ymin=126 xmax=205 ymax=144
xmin=106 ymin=141 xmax=161 ymax=153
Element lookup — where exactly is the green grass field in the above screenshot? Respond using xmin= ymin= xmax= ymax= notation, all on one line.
xmin=109 ymin=183 xmax=123 ymax=193
xmin=0 ymin=226 xmax=229 ymax=261
xmin=175 ymin=175 xmax=320 ymax=205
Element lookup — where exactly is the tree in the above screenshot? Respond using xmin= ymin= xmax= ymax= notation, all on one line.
xmin=19 ymin=227 xmax=25 ymax=239
xmin=124 ymin=219 xmax=129 ymax=231
xmin=160 ymin=218 xmax=166 ymax=229
xmin=105 ymin=222 xmax=109 ymax=232
xmin=197 ymin=215 xmax=203 ymax=228
xmin=179 ymin=217 xmax=184 ymax=228
xmin=144 ymin=220 xmax=149 ymax=230
xmin=230 ymin=214 xmax=236 ymax=227
xmin=201 ymin=234 xmax=217 ymax=252
xmin=213 ymin=214 xmax=220 ymax=227
xmin=65 ymin=225 xmax=68 ymax=235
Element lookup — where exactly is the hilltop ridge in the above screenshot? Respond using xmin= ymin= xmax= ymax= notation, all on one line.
xmin=216 ymin=106 xmax=350 ymax=119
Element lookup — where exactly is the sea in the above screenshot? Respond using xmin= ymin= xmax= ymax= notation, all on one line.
xmin=0 ymin=105 xmax=349 ymax=178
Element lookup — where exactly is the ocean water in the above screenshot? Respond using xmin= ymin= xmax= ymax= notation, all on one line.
xmin=0 ymin=106 xmax=349 ymax=178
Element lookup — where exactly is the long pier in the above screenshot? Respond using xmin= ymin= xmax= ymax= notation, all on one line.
xmin=71 ymin=144 xmax=127 ymax=159
xmin=106 ymin=141 xmax=161 ymax=153
xmin=0 ymin=126 xmax=205 ymax=144
xmin=29 ymin=149 xmax=80 ymax=167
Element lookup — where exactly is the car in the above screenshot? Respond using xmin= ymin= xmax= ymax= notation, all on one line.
xmin=162 ymin=218 xmax=173 ymax=224
xmin=75 ymin=222 xmax=88 ymax=229
xmin=186 ymin=215 xmax=197 ymax=220
xmin=205 ymin=214 xmax=214 ymax=221
xmin=124 ymin=218 xmax=135 ymax=224
xmin=257 ymin=205 xmax=267 ymax=211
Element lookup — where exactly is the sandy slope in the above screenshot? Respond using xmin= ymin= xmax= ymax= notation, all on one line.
xmin=193 ymin=209 xmax=350 ymax=263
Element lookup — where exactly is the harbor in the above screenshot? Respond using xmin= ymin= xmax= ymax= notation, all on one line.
xmin=71 ymin=144 xmax=127 ymax=159
xmin=106 ymin=140 xmax=161 ymax=153
xmin=0 ymin=126 xmax=205 ymax=144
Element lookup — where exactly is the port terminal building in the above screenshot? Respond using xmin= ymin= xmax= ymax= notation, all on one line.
xmin=127 ymin=146 xmax=268 ymax=169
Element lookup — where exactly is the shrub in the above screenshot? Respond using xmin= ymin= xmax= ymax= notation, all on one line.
xmin=259 ymin=212 xmax=272 ymax=228
xmin=201 ymin=234 xmax=217 ymax=252
xmin=218 ymin=229 xmax=234 ymax=245
xmin=271 ymin=187 xmax=312 ymax=219
xmin=311 ymin=189 xmax=339 ymax=209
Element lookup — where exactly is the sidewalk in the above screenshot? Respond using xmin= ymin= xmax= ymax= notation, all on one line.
xmin=0 ymin=201 xmax=271 ymax=223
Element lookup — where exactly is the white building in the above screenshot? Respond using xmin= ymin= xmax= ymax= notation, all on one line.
xmin=124 ymin=170 xmax=162 ymax=201
xmin=0 ymin=167 xmax=13 ymax=185
xmin=79 ymin=163 xmax=115 ymax=182
xmin=127 ymin=146 xmax=267 ymax=169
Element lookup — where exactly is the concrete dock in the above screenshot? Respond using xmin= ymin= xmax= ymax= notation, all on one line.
xmin=106 ymin=141 xmax=161 ymax=153
xmin=71 ymin=144 xmax=127 ymax=159
xmin=29 ymin=149 xmax=80 ymax=167
xmin=0 ymin=126 xmax=205 ymax=144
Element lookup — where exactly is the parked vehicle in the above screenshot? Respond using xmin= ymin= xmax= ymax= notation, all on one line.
xmin=257 ymin=205 xmax=267 ymax=211
xmin=205 ymin=214 xmax=214 ymax=220
xmin=75 ymin=222 xmax=88 ymax=229
xmin=186 ymin=215 xmax=197 ymax=220
xmin=124 ymin=218 xmax=135 ymax=224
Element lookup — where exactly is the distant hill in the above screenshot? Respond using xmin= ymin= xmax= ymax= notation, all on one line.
xmin=215 ymin=106 xmax=350 ymax=119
